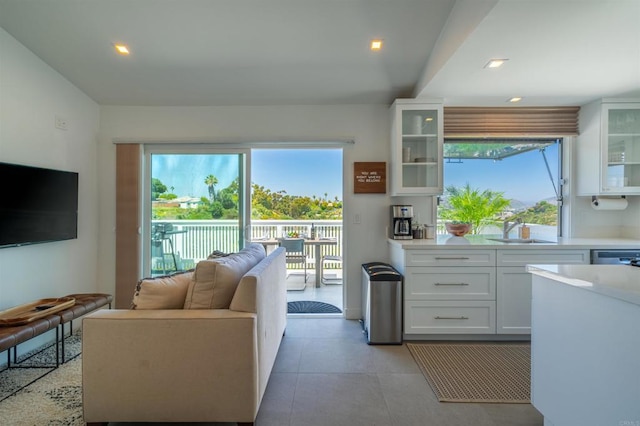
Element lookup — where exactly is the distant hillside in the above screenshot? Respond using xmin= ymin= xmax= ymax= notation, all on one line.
xmin=510 ymin=197 xmax=557 ymax=210
xmin=508 ymin=199 xmax=529 ymax=211
xmin=512 ymin=200 xmax=558 ymax=226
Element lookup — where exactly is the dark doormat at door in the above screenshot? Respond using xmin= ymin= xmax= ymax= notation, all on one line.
xmin=287 ymin=301 xmax=342 ymax=314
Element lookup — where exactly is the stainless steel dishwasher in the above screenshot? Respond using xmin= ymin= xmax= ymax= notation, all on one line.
xmin=591 ymin=249 xmax=640 ymax=265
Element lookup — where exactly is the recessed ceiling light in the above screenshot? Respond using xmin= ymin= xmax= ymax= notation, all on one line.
xmin=370 ymin=39 xmax=383 ymax=51
xmin=509 ymin=97 xmax=523 ymax=103
xmin=484 ymin=58 xmax=508 ymax=68
xmin=114 ymin=44 xmax=130 ymax=55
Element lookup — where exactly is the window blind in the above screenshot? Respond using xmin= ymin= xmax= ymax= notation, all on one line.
xmin=115 ymin=144 xmax=141 ymax=308
xmin=444 ymin=107 xmax=579 ymax=137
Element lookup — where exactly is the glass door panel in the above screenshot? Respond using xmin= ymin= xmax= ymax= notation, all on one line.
xmin=401 ymin=109 xmax=439 ymax=189
xmin=144 ymin=149 xmax=248 ymax=277
xmin=605 ymin=105 xmax=640 ymax=189
xmin=391 ymin=100 xmax=443 ymax=195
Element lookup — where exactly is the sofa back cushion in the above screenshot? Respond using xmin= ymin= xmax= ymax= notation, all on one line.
xmin=230 ymin=247 xmax=286 ymax=314
xmin=183 ymin=243 xmax=266 ymax=309
xmin=131 ymin=270 xmax=194 ymax=310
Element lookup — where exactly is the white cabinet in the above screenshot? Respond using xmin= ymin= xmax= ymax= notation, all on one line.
xmin=390 ymin=99 xmax=443 ymax=195
xmin=389 ymin=243 xmax=591 ymax=339
xmin=577 ymin=99 xmax=640 ymax=195
xmin=405 ymin=250 xmax=495 ymax=267
xmin=404 ymin=267 xmax=496 ymax=300
xmin=496 ymin=250 xmax=589 ymax=334
xmin=405 ymin=301 xmax=496 ymax=335
xmin=399 ymin=248 xmax=497 ymax=335
xmin=495 ymin=267 xmax=532 ymax=334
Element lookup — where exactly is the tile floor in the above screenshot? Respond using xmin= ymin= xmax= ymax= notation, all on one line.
xmin=254 ymin=318 xmax=543 ymax=426
xmin=114 ymin=318 xmax=543 ymax=426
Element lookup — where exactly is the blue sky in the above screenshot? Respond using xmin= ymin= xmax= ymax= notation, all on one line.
xmin=444 ymin=143 xmax=559 ymax=204
xmin=252 ymin=149 xmax=342 ymax=200
xmin=152 ymin=149 xmax=343 ymax=200
xmin=152 ymin=154 xmax=240 ymax=198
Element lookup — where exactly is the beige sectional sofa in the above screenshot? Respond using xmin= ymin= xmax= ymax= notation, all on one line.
xmin=82 ymin=243 xmax=287 ymax=426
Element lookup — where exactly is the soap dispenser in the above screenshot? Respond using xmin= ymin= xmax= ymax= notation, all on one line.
xmin=518 ymin=223 xmax=530 ymax=239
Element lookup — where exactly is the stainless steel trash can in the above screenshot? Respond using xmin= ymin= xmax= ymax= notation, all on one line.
xmin=361 ymin=262 xmax=403 ymax=344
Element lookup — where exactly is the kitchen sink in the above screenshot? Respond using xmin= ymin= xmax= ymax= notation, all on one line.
xmin=487 ymin=238 xmax=555 ymax=244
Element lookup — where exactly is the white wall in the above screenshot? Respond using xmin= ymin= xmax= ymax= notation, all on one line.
xmin=0 ymin=29 xmax=100 ymax=349
xmin=569 ymin=195 xmax=640 ymax=238
xmin=98 ymin=105 xmax=394 ymax=319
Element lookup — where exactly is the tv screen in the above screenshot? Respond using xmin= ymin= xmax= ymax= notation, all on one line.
xmin=0 ymin=162 xmax=78 ymax=248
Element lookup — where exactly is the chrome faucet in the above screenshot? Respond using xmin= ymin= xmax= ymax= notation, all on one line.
xmin=502 ymin=218 xmax=522 ymax=239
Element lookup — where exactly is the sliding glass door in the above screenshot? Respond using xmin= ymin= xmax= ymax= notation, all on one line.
xmin=143 ymin=146 xmax=250 ymax=277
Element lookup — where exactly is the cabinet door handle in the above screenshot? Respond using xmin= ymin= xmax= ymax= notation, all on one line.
xmin=434 ymin=316 xmax=469 ymax=320
xmin=434 ymin=282 xmax=469 ymax=286
xmin=434 ymin=256 xmax=470 ymax=260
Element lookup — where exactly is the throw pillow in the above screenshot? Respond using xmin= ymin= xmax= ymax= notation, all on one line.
xmin=207 ymin=250 xmax=232 ymax=259
xmin=183 ymin=243 xmax=266 ymax=309
xmin=131 ymin=270 xmax=194 ymax=310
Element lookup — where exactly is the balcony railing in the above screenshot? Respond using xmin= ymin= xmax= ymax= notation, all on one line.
xmin=151 ymin=219 xmax=342 ymax=274
xmin=150 ymin=219 xmax=555 ymax=274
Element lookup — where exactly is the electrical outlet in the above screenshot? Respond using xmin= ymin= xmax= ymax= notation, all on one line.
xmin=354 ymin=213 xmax=361 ymax=224
xmin=55 ymin=116 xmax=68 ymax=130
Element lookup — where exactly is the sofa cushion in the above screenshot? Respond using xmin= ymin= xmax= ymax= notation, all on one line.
xmin=131 ymin=270 xmax=194 ymax=310
xmin=183 ymin=243 xmax=266 ymax=309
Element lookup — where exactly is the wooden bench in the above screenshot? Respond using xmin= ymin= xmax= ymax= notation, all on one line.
xmin=58 ymin=293 xmax=113 ymax=363
xmin=0 ymin=314 xmax=62 ymax=368
xmin=0 ymin=293 xmax=112 ymax=369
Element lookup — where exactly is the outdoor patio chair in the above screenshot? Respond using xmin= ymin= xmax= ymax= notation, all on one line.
xmin=321 ymin=255 xmax=343 ymax=285
xmin=151 ymin=223 xmax=178 ymax=274
xmin=279 ymin=238 xmax=308 ymax=283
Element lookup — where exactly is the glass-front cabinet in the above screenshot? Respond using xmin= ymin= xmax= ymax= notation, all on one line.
xmin=577 ymin=99 xmax=640 ymax=195
xmin=390 ymin=99 xmax=443 ymax=195
xmin=602 ymin=103 xmax=640 ymax=193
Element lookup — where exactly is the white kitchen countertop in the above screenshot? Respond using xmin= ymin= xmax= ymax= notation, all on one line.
xmin=388 ymin=235 xmax=640 ymax=250
xmin=527 ymin=264 xmax=640 ymax=306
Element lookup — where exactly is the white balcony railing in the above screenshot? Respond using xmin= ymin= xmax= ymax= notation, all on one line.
xmin=151 ymin=219 xmax=342 ymax=273
xmin=151 ymin=219 xmax=555 ymax=274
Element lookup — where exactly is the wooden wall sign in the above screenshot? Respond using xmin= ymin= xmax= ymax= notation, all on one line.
xmin=354 ymin=162 xmax=386 ymax=194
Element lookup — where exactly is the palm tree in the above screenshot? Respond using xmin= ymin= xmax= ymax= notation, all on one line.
xmin=440 ymin=183 xmax=510 ymax=234
xmin=204 ymin=174 xmax=218 ymax=202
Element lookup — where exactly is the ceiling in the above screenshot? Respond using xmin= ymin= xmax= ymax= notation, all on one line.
xmin=0 ymin=0 xmax=638 ymax=107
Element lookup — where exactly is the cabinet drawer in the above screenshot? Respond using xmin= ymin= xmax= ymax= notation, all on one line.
xmin=404 ymin=301 xmax=496 ymax=334
xmin=406 ymin=250 xmax=495 ymax=267
xmin=405 ymin=267 xmax=495 ymax=300
xmin=497 ymin=250 xmax=589 ymax=267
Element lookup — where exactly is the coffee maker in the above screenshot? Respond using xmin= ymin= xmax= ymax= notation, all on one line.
xmin=391 ymin=205 xmax=413 ymax=240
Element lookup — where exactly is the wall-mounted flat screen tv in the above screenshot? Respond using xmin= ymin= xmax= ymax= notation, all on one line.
xmin=0 ymin=162 xmax=78 ymax=248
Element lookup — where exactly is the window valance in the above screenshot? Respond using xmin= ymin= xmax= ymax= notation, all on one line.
xmin=444 ymin=107 xmax=579 ymax=137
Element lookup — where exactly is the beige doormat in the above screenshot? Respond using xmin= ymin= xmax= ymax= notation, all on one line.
xmin=407 ymin=342 xmax=531 ymax=403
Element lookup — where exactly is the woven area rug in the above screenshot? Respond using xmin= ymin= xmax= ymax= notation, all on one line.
xmin=287 ymin=300 xmax=342 ymax=314
xmin=407 ymin=342 xmax=531 ymax=403
xmin=0 ymin=333 xmax=82 ymax=402
xmin=0 ymin=333 xmax=83 ymax=425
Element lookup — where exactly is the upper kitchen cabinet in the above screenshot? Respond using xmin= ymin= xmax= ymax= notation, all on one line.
xmin=577 ymin=99 xmax=640 ymax=195
xmin=390 ymin=99 xmax=443 ymax=196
